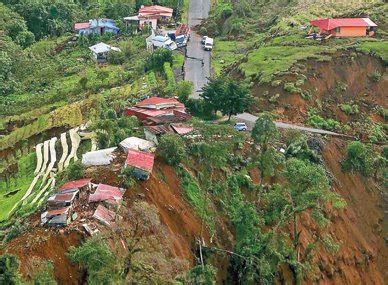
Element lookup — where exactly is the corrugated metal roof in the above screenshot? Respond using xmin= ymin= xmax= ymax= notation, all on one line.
xmin=46 ymin=206 xmax=71 ymax=217
xmin=125 ymin=149 xmax=155 ymax=172
xmin=171 ymin=124 xmax=194 ymax=135
xmin=93 ymin=205 xmax=116 ymax=226
xmin=59 ymin=178 xmax=91 ymax=191
xmin=135 ymin=97 xmax=184 ymax=109
xmin=74 ymin=22 xmax=90 ymax=30
xmin=48 ymin=191 xmax=78 ymax=202
xmin=144 ymin=125 xmax=173 ymax=135
xmin=139 ymin=5 xmax=173 ymax=17
xmin=119 ymin=137 xmax=155 ymax=152
xmin=88 ymin=183 xmax=124 ymax=203
xmin=310 ymin=18 xmax=377 ymax=31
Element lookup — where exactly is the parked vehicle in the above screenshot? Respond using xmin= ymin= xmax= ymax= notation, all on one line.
xmin=204 ymin=37 xmax=213 ymax=51
xmin=234 ymin=123 xmax=247 ymax=131
xmin=151 ymin=35 xmax=177 ymax=50
xmin=201 ymin=36 xmax=208 ymax=44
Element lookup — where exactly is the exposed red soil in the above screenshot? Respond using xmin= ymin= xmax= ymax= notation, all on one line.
xmin=297 ymin=138 xmax=386 ymax=284
xmin=0 ymin=228 xmax=83 ymax=284
xmin=250 ymin=53 xmax=387 ymax=134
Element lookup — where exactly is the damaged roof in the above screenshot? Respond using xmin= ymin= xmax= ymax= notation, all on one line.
xmin=93 ymin=205 xmax=116 ymax=226
xmin=171 ymin=124 xmax=194 ymax=135
xmin=119 ymin=137 xmax=155 ymax=152
xmin=89 ymin=183 xmax=124 ymax=203
xmin=59 ymin=178 xmax=92 ymax=191
xmin=125 ymin=149 xmax=155 ymax=173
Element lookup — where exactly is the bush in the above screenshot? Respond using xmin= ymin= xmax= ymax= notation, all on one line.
xmin=369 ymin=71 xmax=381 ymax=82
xmin=145 ymin=48 xmax=173 ymax=71
xmin=176 ymin=81 xmax=193 ymax=103
xmin=163 ymin=62 xmax=176 ymax=94
xmin=284 ymin=82 xmax=302 ymax=94
xmin=120 ymin=167 xmax=136 ymax=187
xmin=340 ymin=104 xmax=359 ymax=115
xmin=342 ymin=141 xmax=373 ymax=176
xmin=0 ymin=254 xmax=21 ymax=284
xmin=66 ymin=161 xmax=85 ymax=180
xmin=107 ymin=51 xmax=125 ymax=65
xmin=158 ymin=134 xmax=187 ymax=166
xmin=29 ymin=258 xmax=56 ymax=285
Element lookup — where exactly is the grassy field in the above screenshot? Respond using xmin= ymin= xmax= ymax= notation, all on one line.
xmin=0 ymin=154 xmax=36 ymax=222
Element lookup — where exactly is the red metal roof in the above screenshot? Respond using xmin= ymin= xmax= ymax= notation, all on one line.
xmin=125 ymin=149 xmax=155 ymax=172
xmin=49 ymin=192 xmax=77 ymax=202
xmin=46 ymin=206 xmax=71 ymax=217
xmin=59 ymin=178 xmax=92 ymax=191
xmin=135 ymin=97 xmax=184 ymax=109
xmin=93 ymin=205 xmax=116 ymax=225
xmin=139 ymin=5 xmax=173 ymax=17
xmin=144 ymin=125 xmax=173 ymax=135
xmin=96 ymin=184 xmax=123 ymax=197
xmin=310 ymin=18 xmax=377 ymax=31
xmin=171 ymin=124 xmax=194 ymax=135
xmin=88 ymin=183 xmax=123 ymax=203
xmin=74 ymin=22 xmax=90 ymax=30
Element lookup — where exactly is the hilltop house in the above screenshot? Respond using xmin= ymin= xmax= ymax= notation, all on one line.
xmin=310 ymin=18 xmax=377 ymax=37
xmin=124 ymin=5 xmax=173 ymax=30
xmin=88 ymin=42 xmax=121 ymax=62
xmin=74 ymin=19 xmax=119 ymax=36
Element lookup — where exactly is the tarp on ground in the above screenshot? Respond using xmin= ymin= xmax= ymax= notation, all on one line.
xmin=119 ymin=137 xmax=155 ymax=153
xmin=82 ymin=147 xmax=117 ymax=166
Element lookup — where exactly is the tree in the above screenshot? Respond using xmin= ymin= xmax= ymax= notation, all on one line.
xmin=265 ymin=158 xmax=346 ymax=280
xmin=68 ymin=237 xmax=119 ymax=284
xmin=107 ymin=50 xmax=125 ymax=65
xmin=176 ymin=81 xmax=193 ymax=103
xmin=187 ymin=264 xmax=217 ymax=285
xmin=158 ymin=133 xmax=187 ymax=166
xmin=342 ymin=141 xmax=374 ymax=176
xmin=78 ymin=76 xmax=88 ymax=90
xmin=145 ymin=48 xmax=173 ymax=71
xmin=201 ymin=77 xmax=251 ymax=121
xmin=258 ymin=146 xmax=284 ymax=183
xmin=0 ymin=254 xmax=21 ymax=285
xmin=251 ymin=112 xmax=279 ymax=152
xmin=66 ymin=161 xmax=84 ymax=180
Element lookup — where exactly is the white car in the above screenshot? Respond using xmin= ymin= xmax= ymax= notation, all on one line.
xmin=201 ymin=36 xmax=208 ymax=44
xmin=234 ymin=123 xmax=248 ymax=131
xmin=204 ymin=37 xmax=213 ymax=51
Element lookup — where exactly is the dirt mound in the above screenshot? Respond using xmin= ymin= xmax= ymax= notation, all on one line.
xmin=0 ymin=228 xmax=83 ymax=284
xmin=298 ymin=138 xmax=386 ymax=284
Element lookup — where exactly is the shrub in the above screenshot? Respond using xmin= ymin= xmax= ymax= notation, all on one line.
xmin=0 ymin=254 xmax=21 ymax=284
xmin=120 ymin=167 xmax=136 ymax=187
xmin=66 ymin=161 xmax=85 ymax=180
xmin=340 ymin=104 xmax=359 ymax=115
xmin=158 ymin=134 xmax=187 ymax=166
xmin=145 ymin=48 xmax=173 ymax=71
xmin=163 ymin=62 xmax=176 ymax=94
xmin=28 ymin=258 xmax=56 ymax=285
xmin=283 ymin=82 xmax=302 ymax=94
xmin=369 ymin=71 xmax=381 ymax=82
xmin=342 ymin=141 xmax=373 ymax=176
xmin=176 ymin=81 xmax=193 ymax=103
xmin=107 ymin=51 xmax=125 ymax=65
xmin=268 ymin=93 xmax=280 ymax=103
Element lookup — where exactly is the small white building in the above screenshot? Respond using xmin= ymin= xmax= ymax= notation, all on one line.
xmin=119 ymin=137 xmax=156 ymax=153
xmin=89 ymin=42 xmax=121 ymax=62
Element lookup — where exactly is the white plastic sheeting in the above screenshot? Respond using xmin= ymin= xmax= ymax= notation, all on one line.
xmin=119 ymin=137 xmax=155 ymax=153
xmin=82 ymin=147 xmax=117 ymax=166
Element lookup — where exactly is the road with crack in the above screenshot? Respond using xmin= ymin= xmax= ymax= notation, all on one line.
xmin=184 ymin=0 xmax=211 ymax=99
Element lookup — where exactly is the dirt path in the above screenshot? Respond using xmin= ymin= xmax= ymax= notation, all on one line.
xmin=185 ymin=0 xmax=211 ymax=98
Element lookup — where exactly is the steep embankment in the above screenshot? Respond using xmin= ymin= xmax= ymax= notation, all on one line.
xmin=297 ymin=138 xmax=386 ymax=284
xmin=251 ymin=53 xmax=387 ymax=137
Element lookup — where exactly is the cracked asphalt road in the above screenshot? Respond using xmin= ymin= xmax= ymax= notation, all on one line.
xmin=184 ymin=0 xmax=211 ymax=99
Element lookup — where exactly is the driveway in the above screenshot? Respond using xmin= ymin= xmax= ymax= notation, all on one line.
xmin=184 ymin=0 xmax=211 ymax=99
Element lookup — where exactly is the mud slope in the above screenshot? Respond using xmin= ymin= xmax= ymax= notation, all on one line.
xmin=252 ymin=53 xmax=387 ymax=127
xmin=0 ymin=228 xmax=83 ymax=284
xmin=299 ymin=138 xmax=386 ymax=284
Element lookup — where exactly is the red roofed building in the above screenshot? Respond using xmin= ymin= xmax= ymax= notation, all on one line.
xmin=124 ymin=97 xmax=189 ymax=125
xmin=139 ymin=5 xmax=173 ymax=18
xmin=93 ymin=205 xmax=117 ymax=227
xmin=89 ymin=183 xmax=124 ymax=204
xmin=310 ymin=18 xmax=377 ymax=37
xmin=125 ymin=149 xmax=155 ymax=180
xmin=58 ymin=178 xmax=92 ymax=193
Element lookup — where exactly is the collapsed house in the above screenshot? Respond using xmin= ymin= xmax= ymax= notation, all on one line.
xmin=93 ymin=205 xmax=117 ymax=227
xmin=119 ymin=137 xmax=156 ymax=153
xmin=144 ymin=123 xmax=193 ymax=144
xmin=88 ymin=183 xmax=125 ymax=204
xmin=47 ymin=190 xmax=79 ymax=208
xmin=82 ymin=147 xmax=117 ymax=166
xmin=124 ymin=149 xmax=155 ymax=180
xmin=41 ymin=206 xmax=72 ymax=226
xmin=58 ymin=178 xmax=92 ymax=193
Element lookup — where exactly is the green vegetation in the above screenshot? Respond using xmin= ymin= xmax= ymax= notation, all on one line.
xmin=159 ymin=134 xmax=187 ymax=166
xmin=356 ymin=40 xmax=388 ymax=63
xmin=340 ymin=103 xmax=359 ymax=115
xmin=0 ymin=153 xmax=36 ymax=222
xmin=307 ymin=108 xmax=340 ymax=131
xmin=0 ymin=254 xmax=21 ymax=284
xmin=342 ymin=141 xmax=374 ymax=176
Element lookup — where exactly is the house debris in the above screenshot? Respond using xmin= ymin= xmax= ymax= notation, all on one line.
xmin=88 ymin=183 xmax=125 ymax=204
xmin=144 ymin=125 xmax=173 ymax=144
xmin=82 ymin=147 xmax=117 ymax=166
xmin=124 ymin=149 xmax=155 ymax=180
xmin=41 ymin=206 xmax=72 ymax=226
xmin=119 ymin=137 xmax=156 ymax=153
xmin=89 ymin=42 xmax=121 ymax=63
xmin=47 ymin=190 xmax=79 ymax=208
xmin=74 ymin=18 xmax=120 ymax=36
xmin=171 ymin=124 xmax=194 ymax=135
xmin=58 ymin=178 xmax=92 ymax=193
xmin=93 ymin=205 xmax=117 ymax=227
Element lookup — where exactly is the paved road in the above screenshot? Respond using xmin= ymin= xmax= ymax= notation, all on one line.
xmin=235 ymin=113 xmax=348 ymax=137
xmin=184 ymin=0 xmax=211 ymax=99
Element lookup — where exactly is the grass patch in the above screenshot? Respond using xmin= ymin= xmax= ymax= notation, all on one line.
xmin=212 ymin=39 xmax=248 ymax=75
xmin=173 ymin=52 xmax=185 ymax=67
xmin=0 ymin=153 xmax=36 ymax=222
xmin=356 ymin=40 xmax=388 ymax=63
xmin=239 ymin=45 xmax=333 ymax=83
